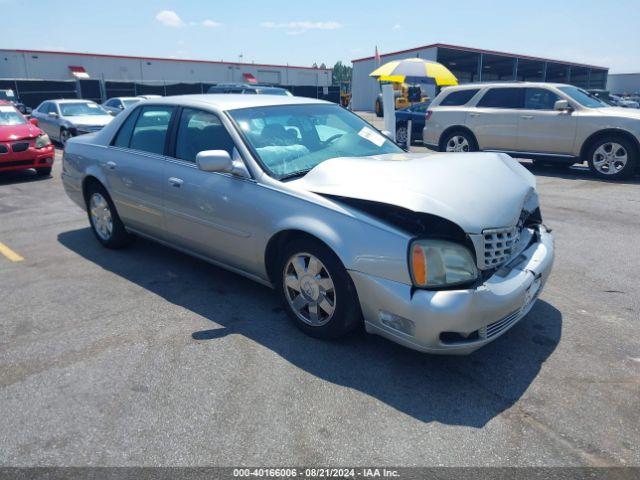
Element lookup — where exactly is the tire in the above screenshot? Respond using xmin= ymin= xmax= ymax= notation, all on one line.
xmin=85 ymin=182 xmax=133 ymax=249
xmin=60 ymin=128 xmax=73 ymax=146
xmin=396 ymin=122 xmax=409 ymax=147
xmin=586 ymin=136 xmax=638 ymax=180
xmin=440 ymin=129 xmax=478 ymax=153
xmin=375 ymin=99 xmax=383 ymax=117
xmin=276 ymin=237 xmax=362 ymax=339
xmin=35 ymin=167 xmax=52 ymax=176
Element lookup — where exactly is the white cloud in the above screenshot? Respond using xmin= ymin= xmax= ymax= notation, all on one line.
xmin=156 ymin=10 xmax=185 ymax=28
xmin=260 ymin=21 xmax=343 ymax=35
xmin=202 ymin=19 xmax=222 ymax=28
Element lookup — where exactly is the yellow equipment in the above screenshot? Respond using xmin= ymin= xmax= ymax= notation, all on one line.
xmin=374 ymin=81 xmax=429 ymax=117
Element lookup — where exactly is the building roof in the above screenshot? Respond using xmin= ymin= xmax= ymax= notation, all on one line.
xmin=7 ymin=49 xmax=332 ymax=72
xmin=351 ymin=43 xmax=607 ymax=70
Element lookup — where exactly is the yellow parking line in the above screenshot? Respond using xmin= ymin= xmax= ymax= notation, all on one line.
xmin=0 ymin=242 xmax=24 ymax=262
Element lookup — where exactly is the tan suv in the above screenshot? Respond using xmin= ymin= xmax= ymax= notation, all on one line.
xmin=423 ymin=82 xmax=640 ymax=180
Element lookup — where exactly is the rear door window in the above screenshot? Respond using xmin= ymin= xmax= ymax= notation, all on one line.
xmin=477 ymin=88 xmax=524 ymax=109
xmin=112 ymin=108 xmax=141 ymax=148
xmin=129 ymin=106 xmax=175 ymax=155
xmin=440 ymin=89 xmax=480 ymax=106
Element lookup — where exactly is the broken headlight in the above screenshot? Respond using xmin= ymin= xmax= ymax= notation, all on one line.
xmin=410 ymin=239 xmax=478 ymax=289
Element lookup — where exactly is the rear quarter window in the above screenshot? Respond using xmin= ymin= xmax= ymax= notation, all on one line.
xmin=439 ymin=89 xmax=480 ymax=106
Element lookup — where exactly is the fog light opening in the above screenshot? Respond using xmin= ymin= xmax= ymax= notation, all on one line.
xmin=439 ymin=330 xmax=481 ymax=345
xmin=379 ymin=310 xmax=415 ymax=336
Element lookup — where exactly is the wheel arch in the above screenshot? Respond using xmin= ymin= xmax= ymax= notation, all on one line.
xmin=81 ymin=174 xmax=107 ymax=205
xmin=264 ymin=228 xmax=344 ymax=286
xmin=580 ymin=128 xmax=640 ymax=160
xmin=438 ymin=125 xmax=478 ymax=151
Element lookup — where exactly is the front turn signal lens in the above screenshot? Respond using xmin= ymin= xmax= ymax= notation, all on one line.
xmin=411 ymin=243 xmax=427 ymax=286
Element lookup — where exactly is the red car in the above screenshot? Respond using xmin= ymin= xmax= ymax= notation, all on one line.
xmin=0 ymin=101 xmax=55 ymax=176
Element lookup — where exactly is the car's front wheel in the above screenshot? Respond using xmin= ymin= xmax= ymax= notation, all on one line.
xmin=35 ymin=167 xmax=52 ymax=176
xmin=587 ymin=136 xmax=638 ymax=180
xmin=441 ymin=130 xmax=477 ymax=153
xmin=277 ymin=237 xmax=361 ymax=339
xmin=86 ymin=183 xmax=133 ymax=248
xmin=60 ymin=128 xmax=73 ymax=146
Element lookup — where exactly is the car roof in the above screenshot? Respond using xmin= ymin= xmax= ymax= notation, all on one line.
xmin=51 ymin=99 xmax=98 ymax=104
xmin=443 ymin=81 xmax=573 ymax=90
xmin=141 ymin=94 xmax=329 ymax=111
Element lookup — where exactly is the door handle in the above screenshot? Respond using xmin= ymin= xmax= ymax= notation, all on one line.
xmin=520 ymin=115 xmax=534 ymax=120
xmin=469 ymin=112 xmax=480 ymax=117
xmin=168 ymin=177 xmax=184 ymax=188
xmin=105 ymin=161 xmax=117 ymax=170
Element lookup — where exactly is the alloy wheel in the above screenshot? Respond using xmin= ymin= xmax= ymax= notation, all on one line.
xmin=446 ymin=135 xmax=470 ymax=152
xmin=89 ymin=193 xmax=113 ymax=241
xmin=396 ymin=126 xmax=408 ymax=146
xmin=283 ymin=252 xmax=336 ymax=327
xmin=592 ymin=142 xmax=628 ymax=175
xmin=60 ymin=130 xmax=71 ymax=146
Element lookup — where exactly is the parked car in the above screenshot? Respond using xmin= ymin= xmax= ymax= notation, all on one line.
xmin=207 ymin=83 xmax=292 ymax=96
xmin=102 ymin=97 xmax=142 ymax=115
xmin=610 ymin=94 xmax=640 ymax=109
xmin=62 ymin=94 xmax=553 ymax=355
xmin=424 ymin=82 xmax=640 ymax=180
xmin=0 ymin=89 xmax=31 ymax=115
xmin=31 ymin=99 xmax=113 ymax=145
xmin=395 ymin=101 xmax=431 ymax=146
xmin=0 ymin=101 xmax=54 ymax=176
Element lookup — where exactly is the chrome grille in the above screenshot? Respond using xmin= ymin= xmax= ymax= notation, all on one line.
xmin=482 ymin=226 xmax=520 ymax=268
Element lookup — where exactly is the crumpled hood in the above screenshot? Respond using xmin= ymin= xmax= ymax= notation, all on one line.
xmin=65 ymin=115 xmax=113 ymax=127
xmin=291 ymin=152 xmax=537 ymax=233
xmin=0 ymin=123 xmax=42 ymax=142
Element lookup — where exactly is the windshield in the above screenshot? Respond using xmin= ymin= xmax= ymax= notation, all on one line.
xmin=123 ymin=99 xmax=142 ymax=108
xmin=229 ymin=104 xmax=403 ymax=178
xmin=258 ymin=88 xmax=291 ymax=96
xmin=59 ymin=102 xmax=108 ymax=116
xmin=559 ymin=86 xmax=609 ymax=108
xmin=0 ymin=90 xmax=17 ymax=101
xmin=0 ymin=105 xmax=26 ymax=125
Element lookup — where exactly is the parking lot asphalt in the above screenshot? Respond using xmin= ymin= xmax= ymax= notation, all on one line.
xmin=0 ymin=147 xmax=639 ymax=467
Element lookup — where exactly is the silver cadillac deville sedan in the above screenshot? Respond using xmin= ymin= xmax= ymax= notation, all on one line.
xmin=61 ymin=94 xmax=554 ymax=354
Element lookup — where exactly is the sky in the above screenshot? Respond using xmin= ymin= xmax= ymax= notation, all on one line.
xmin=1 ymin=0 xmax=639 ymax=73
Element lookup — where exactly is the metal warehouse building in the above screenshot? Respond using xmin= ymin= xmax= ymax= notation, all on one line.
xmin=351 ymin=43 xmax=608 ymax=111
xmin=607 ymin=73 xmax=640 ymax=95
xmin=0 ymin=49 xmax=332 ymax=86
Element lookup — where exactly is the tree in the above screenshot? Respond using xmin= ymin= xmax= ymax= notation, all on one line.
xmin=331 ymin=61 xmax=352 ymax=85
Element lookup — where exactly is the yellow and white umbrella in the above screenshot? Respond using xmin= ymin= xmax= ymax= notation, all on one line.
xmin=370 ymin=57 xmax=458 ymax=86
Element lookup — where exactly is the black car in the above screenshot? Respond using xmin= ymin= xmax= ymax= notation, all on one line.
xmin=207 ymin=83 xmax=292 ymax=96
xmin=394 ymin=101 xmax=431 ymax=146
xmin=0 ymin=89 xmax=30 ymax=115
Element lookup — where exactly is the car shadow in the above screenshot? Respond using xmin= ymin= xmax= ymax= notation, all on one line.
xmin=521 ymin=160 xmax=640 ymax=185
xmin=0 ymin=169 xmax=51 ymax=185
xmin=58 ymin=228 xmax=562 ymax=428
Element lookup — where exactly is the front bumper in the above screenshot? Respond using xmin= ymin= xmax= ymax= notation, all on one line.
xmin=350 ymin=225 xmax=554 ymax=355
xmin=0 ymin=144 xmax=55 ymax=172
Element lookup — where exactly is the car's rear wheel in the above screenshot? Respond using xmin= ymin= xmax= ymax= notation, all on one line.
xmin=35 ymin=167 xmax=52 ymax=176
xmin=277 ymin=237 xmax=361 ymax=339
xmin=587 ymin=136 xmax=638 ymax=180
xmin=86 ymin=183 xmax=133 ymax=248
xmin=60 ymin=129 xmax=73 ymax=146
xmin=441 ymin=130 xmax=477 ymax=153
xmin=396 ymin=123 xmax=409 ymax=146
xmin=375 ymin=98 xmax=383 ymax=117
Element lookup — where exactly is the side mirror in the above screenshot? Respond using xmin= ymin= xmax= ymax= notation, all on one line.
xmin=554 ymin=100 xmax=572 ymax=112
xmin=29 ymin=118 xmax=39 ymax=126
xmin=48 ymin=112 xmax=59 ymax=118
xmin=196 ymin=150 xmax=233 ymax=173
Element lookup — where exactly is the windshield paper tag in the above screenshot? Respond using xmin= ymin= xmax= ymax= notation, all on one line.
xmin=358 ymin=127 xmax=386 ymax=147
